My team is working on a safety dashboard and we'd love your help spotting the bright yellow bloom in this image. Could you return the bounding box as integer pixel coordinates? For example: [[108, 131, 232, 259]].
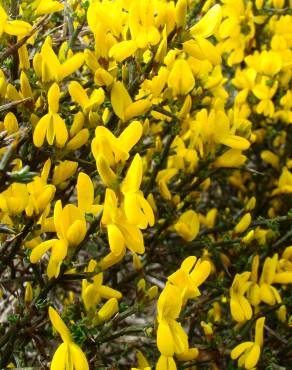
[[69, 81, 105, 115], [174, 210, 200, 242], [129, 0, 160, 49], [231, 317, 265, 369], [157, 284, 188, 357], [214, 149, 247, 168], [92, 121, 143, 167], [52, 161, 78, 186], [97, 298, 119, 322], [121, 154, 155, 229], [34, 0, 64, 16], [77, 172, 102, 215], [82, 260, 121, 311], [33, 37, 84, 82], [30, 200, 87, 278], [26, 159, 56, 216], [101, 188, 145, 258], [234, 213, 252, 234], [0, 5, 31, 38], [33, 83, 68, 148], [156, 355, 177, 370], [49, 307, 89, 370], [273, 167, 292, 194], [168, 256, 211, 304], [230, 272, 252, 322], [0, 183, 29, 216], [189, 4, 222, 39], [111, 81, 151, 122], [167, 59, 195, 96]]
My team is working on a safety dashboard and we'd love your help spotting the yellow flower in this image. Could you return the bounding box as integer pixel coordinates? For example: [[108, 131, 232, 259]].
[[109, 40, 138, 62], [0, 5, 31, 38], [174, 210, 200, 241], [129, 0, 160, 49], [214, 149, 247, 168], [26, 159, 56, 216], [111, 81, 151, 122], [52, 161, 78, 186], [34, 0, 64, 16], [101, 188, 145, 258], [259, 255, 282, 305], [82, 260, 121, 311], [68, 81, 105, 115], [0, 183, 29, 216], [97, 298, 119, 322], [30, 200, 87, 278], [168, 256, 211, 304], [167, 59, 195, 96], [49, 307, 89, 370], [273, 167, 292, 195], [156, 355, 177, 370], [234, 213, 252, 234], [230, 272, 252, 322], [33, 83, 68, 148], [92, 121, 143, 167], [33, 36, 84, 82], [231, 317, 265, 369], [121, 154, 155, 229], [77, 172, 102, 215], [157, 284, 188, 357], [189, 4, 222, 39]]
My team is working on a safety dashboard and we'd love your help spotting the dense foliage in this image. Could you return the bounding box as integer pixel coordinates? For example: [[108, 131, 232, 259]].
[[0, 0, 292, 369]]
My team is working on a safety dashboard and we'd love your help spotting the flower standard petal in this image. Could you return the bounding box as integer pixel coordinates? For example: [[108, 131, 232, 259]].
[[49, 307, 72, 343], [33, 114, 50, 147]]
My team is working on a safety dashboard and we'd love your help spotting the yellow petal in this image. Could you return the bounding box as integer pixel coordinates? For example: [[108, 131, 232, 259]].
[[118, 121, 143, 153], [221, 135, 251, 150], [124, 99, 151, 121], [50, 342, 67, 370], [77, 172, 94, 213], [35, 0, 64, 16], [69, 342, 89, 370], [48, 306, 71, 343], [190, 4, 222, 38], [107, 224, 125, 256], [168, 319, 188, 354], [157, 320, 174, 357], [168, 59, 195, 96], [69, 81, 89, 111], [66, 219, 86, 247], [48, 83, 60, 113], [51, 239, 68, 262], [53, 114, 68, 148], [4, 20, 31, 37], [245, 344, 261, 369], [33, 114, 50, 147], [66, 128, 89, 151], [231, 341, 254, 360], [30, 239, 55, 263], [97, 298, 119, 322], [255, 317, 265, 347], [196, 37, 221, 65], [111, 81, 132, 121], [121, 154, 143, 193], [109, 40, 137, 62], [98, 285, 122, 300], [59, 53, 84, 81]]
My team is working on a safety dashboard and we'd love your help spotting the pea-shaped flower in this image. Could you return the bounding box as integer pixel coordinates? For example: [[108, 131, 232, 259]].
[[33, 83, 68, 148], [49, 307, 89, 370]]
